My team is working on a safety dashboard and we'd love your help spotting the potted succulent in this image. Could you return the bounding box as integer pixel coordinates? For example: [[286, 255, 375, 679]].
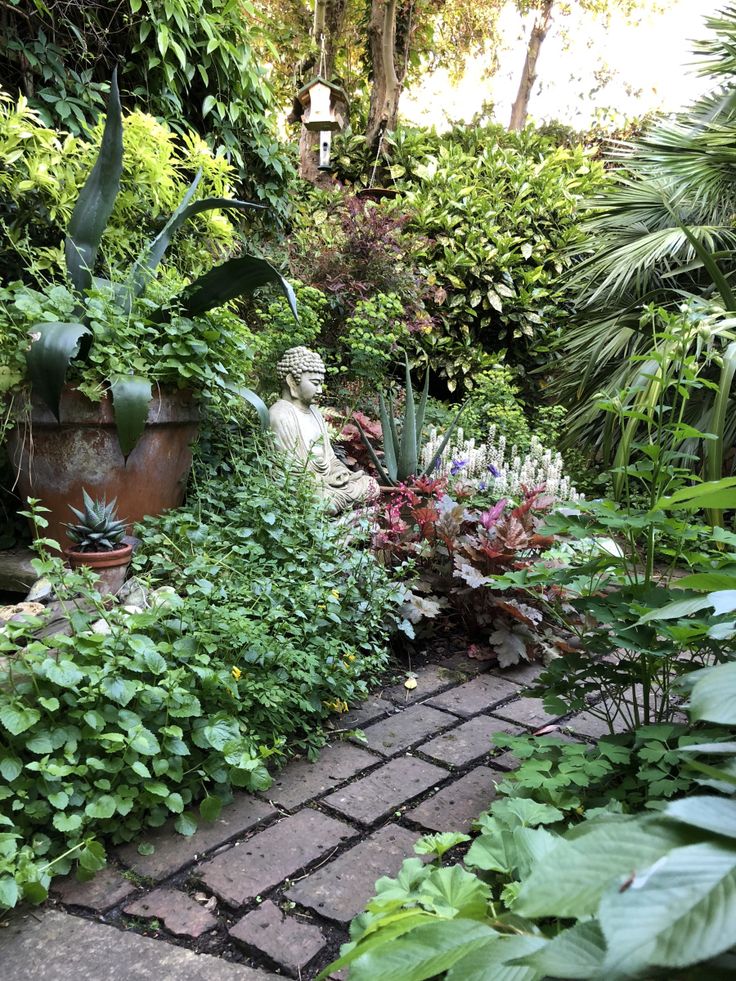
[[4, 72, 295, 544], [64, 490, 132, 595]]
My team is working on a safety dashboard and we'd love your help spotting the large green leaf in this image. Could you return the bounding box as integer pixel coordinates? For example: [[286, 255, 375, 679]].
[[230, 385, 270, 432], [378, 393, 398, 481], [690, 661, 736, 724], [705, 341, 736, 526], [654, 476, 736, 512], [26, 321, 90, 419], [677, 571, 736, 591], [414, 364, 431, 446], [636, 593, 715, 624], [514, 817, 686, 919], [398, 357, 418, 479], [666, 796, 736, 839], [347, 920, 499, 981], [518, 921, 607, 979], [355, 414, 391, 485], [445, 934, 546, 981], [419, 865, 491, 920], [127, 170, 268, 299], [172, 255, 297, 321], [65, 71, 123, 293], [599, 842, 736, 975], [110, 376, 153, 458]]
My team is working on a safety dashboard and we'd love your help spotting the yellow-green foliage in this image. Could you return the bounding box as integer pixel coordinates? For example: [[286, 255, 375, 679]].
[[0, 91, 238, 283]]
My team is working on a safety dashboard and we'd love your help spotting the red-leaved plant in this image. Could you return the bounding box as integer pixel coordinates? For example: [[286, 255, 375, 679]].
[[372, 478, 573, 666]]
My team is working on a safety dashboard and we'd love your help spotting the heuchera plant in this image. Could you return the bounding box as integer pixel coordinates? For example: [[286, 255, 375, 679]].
[[372, 477, 573, 665]]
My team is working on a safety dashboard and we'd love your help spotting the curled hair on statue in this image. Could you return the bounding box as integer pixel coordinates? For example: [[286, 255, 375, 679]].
[[275, 346, 326, 385]]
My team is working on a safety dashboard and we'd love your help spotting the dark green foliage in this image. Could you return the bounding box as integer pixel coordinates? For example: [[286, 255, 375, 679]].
[[494, 725, 732, 814], [65, 490, 127, 552], [329, 122, 607, 392], [0, 438, 402, 908], [551, 7, 736, 458], [0, 0, 292, 211]]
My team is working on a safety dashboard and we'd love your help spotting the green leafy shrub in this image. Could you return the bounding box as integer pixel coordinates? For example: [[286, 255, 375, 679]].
[[250, 281, 329, 392], [0, 1, 292, 210], [0, 437, 402, 909], [330, 122, 607, 392], [494, 724, 731, 814], [0, 92, 239, 284], [460, 364, 532, 449]]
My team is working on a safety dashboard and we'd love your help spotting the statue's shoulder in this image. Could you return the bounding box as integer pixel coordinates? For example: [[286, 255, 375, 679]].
[[269, 398, 296, 424]]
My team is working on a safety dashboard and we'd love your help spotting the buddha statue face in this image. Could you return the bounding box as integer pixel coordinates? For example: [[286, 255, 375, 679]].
[[286, 370, 324, 408], [276, 347, 327, 409]]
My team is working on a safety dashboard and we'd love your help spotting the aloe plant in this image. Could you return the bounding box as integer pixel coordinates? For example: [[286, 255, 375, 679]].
[[356, 359, 463, 485], [26, 71, 296, 456]]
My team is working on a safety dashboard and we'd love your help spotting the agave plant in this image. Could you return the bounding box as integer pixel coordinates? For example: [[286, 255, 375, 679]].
[[65, 490, 127, 553], [27, 71, 295, 455], [356, 359, 463, 486]]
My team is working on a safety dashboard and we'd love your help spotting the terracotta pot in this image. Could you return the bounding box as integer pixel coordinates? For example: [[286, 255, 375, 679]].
[[64, 543, 133, 595], [8, 387, 200, 546]]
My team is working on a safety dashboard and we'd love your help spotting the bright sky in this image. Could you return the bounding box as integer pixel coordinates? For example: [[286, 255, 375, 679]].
[[402, 0, 725, 130]]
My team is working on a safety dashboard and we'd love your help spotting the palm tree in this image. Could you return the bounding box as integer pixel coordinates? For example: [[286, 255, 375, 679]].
[[551, 5, 736, 471]]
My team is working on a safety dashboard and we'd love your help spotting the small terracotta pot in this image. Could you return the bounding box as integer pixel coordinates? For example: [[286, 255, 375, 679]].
[[63, 543, 133, 595]]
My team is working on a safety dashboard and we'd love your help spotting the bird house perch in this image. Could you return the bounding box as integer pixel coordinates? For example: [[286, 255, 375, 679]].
[[297, 77, 349, 132]]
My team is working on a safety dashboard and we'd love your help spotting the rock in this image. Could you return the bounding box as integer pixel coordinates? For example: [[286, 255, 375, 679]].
[[91, 619, 111, 635], [26, 576, 54, 603], [117, 577, 148, 608]]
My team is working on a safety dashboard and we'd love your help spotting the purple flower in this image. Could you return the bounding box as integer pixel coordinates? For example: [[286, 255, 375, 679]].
[[487, 463, 500, 478], [450, 458, 467, 476], [478, 480, 487, 492]]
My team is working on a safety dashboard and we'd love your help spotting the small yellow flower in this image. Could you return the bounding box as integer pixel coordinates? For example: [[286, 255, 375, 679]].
[[330, 589, 340, 599], [344, 654, 356, 663], [231, 666, 242, 680], [323, 698, 349, 714]]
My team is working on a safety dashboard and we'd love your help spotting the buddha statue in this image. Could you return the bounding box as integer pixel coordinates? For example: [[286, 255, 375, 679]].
[[268, 347, 380, 514]]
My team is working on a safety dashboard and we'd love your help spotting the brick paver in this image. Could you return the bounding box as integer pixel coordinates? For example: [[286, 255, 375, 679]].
[[259, 742, 377, 811], [0, 910, 279, 980], [357, 704, 456, 756], [426, 673, 521, 717], [198, 809, 356, 907], [488, 660, 544, 684], [322, 756, 447, 826], [229, 901, 325, 977], [117, 796, 277, 881], [490, 695, 559, 729], [417, 716, 520, 768], [52, 866, 137, 913], [124, 888, 218, 939], [285, 824, 422, 922], [383, 664, 468, 706], [405, 766, 499, 833], [340, 696, 395, 729]]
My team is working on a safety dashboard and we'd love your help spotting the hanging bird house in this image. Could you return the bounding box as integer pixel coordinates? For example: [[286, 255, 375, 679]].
[[297, 76, 349, 132]]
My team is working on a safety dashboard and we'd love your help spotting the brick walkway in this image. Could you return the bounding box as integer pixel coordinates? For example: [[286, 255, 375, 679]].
[[1, 653, 595, 980]]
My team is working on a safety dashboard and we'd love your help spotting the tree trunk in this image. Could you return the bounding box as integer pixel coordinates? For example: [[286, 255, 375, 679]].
[[298, 0, 349, 183], [366, 0, 412, 150], [508, 0, 554, 131]]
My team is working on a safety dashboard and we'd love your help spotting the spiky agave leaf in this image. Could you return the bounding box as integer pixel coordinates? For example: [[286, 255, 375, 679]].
[[65, 70, 123, 293], [65, 490, 127, 552]]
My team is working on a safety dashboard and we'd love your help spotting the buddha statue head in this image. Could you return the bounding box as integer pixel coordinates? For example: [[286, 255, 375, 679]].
[[276, 347, 326, 410]]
